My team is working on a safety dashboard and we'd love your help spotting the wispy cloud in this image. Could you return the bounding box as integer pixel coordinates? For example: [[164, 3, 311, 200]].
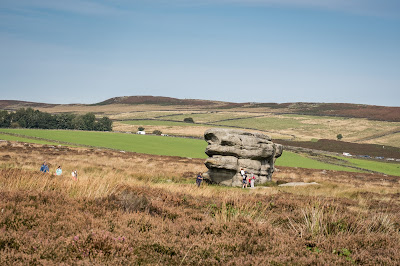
[[167, 0, 400, 18], [0, 0, 123, 16], [1, 0, 398, 18], [244, 0, 400, 17]]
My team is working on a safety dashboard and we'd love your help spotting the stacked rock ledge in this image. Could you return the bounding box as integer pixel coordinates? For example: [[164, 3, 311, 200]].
[[203, 128, 283, 187]]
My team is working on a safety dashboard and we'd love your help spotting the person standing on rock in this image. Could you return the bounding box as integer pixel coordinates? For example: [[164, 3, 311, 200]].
[[196, 172, 203, 187]]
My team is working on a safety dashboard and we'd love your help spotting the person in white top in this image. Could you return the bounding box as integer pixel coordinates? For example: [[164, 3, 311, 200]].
[[240, 168, 245, 177], [71, 170, 78, 180], [240, 168, 247, 188]]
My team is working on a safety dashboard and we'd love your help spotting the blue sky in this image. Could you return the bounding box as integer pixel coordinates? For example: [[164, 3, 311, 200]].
[[0, 0, 399, 106]]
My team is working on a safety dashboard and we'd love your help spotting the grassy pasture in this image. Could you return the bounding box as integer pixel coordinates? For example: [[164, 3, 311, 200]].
[[275, 151, 360, 172], [112, 121, 213, 139], [213, 114, 400, 144], [0, 133, 63, 146], [118, 120, 292, 140], [338, 156, 400, 177], [121, 120, 207, 127], [157, 112, 255, 123], [1, 128, 398, 176], [211, 115, 311, 130], [0, 128, 208, 159], [108, 111, 187, 120], [363, 132, 400, 148]]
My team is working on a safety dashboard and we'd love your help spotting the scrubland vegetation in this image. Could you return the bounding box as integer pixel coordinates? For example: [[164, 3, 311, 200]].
[[1, 142, 399, 264]]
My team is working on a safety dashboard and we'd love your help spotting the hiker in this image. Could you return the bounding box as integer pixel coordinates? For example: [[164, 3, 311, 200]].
[[196, 172, 203, 187], [241, 168, 247, 189], [71, 170, 78, 180], [55, 166, 62, 176], [240, 168, 245, 177], [249, 173, 255, 188], [40, 162, 49, 173]]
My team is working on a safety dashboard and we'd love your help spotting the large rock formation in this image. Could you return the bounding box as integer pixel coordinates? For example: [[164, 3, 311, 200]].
[[203, 128, 283, 186]]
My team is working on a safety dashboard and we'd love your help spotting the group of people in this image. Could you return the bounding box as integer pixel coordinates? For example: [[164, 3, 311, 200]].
[[40, 161, 78, 180], [195, 168, 256, 188], [240, 168, 255, 188]]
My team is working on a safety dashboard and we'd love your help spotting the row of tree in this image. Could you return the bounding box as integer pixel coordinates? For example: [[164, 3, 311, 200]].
[[0, 108, 112, 131]]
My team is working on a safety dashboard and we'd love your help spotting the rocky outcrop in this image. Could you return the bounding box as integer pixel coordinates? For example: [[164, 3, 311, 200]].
[[203, 128, 283, 186]]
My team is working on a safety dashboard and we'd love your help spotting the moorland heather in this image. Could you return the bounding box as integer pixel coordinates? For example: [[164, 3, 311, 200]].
[[0, 142, 399, 264]]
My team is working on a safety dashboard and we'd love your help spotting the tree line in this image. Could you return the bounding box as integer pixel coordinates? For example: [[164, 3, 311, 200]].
[[0, 108, 112, 131]]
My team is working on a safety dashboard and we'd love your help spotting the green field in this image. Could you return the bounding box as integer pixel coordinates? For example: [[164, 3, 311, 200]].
[[0, 129, 208, 158], [110, 111, 184, 120], [1, 128, 399, 176], [338, 156, 400, 176], [212, 116, 321, 131], [275, 151, 359, 172], [0, 133, 65, 146], [157, 113, 253, 123], [121, 120, 208, 127]]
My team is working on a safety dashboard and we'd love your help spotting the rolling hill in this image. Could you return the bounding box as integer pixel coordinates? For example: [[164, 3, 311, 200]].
[[1, 96, 399, 121]]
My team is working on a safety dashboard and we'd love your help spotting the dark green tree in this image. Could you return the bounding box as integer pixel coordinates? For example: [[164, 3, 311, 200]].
[[2, 108, 111, 132], [72, 115, 86, 130], [82, 113, 96, 130], [183, 117, 194, 123], [56, 113, 76, 129], [12, 108, 28, 128], [95, 117, 113, 131], [0, 110, 11, 127], [153, 130, 162, 135]]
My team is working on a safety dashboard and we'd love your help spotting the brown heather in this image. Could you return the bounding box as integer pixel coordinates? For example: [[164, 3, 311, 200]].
[[1, 141, 400, 265]]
